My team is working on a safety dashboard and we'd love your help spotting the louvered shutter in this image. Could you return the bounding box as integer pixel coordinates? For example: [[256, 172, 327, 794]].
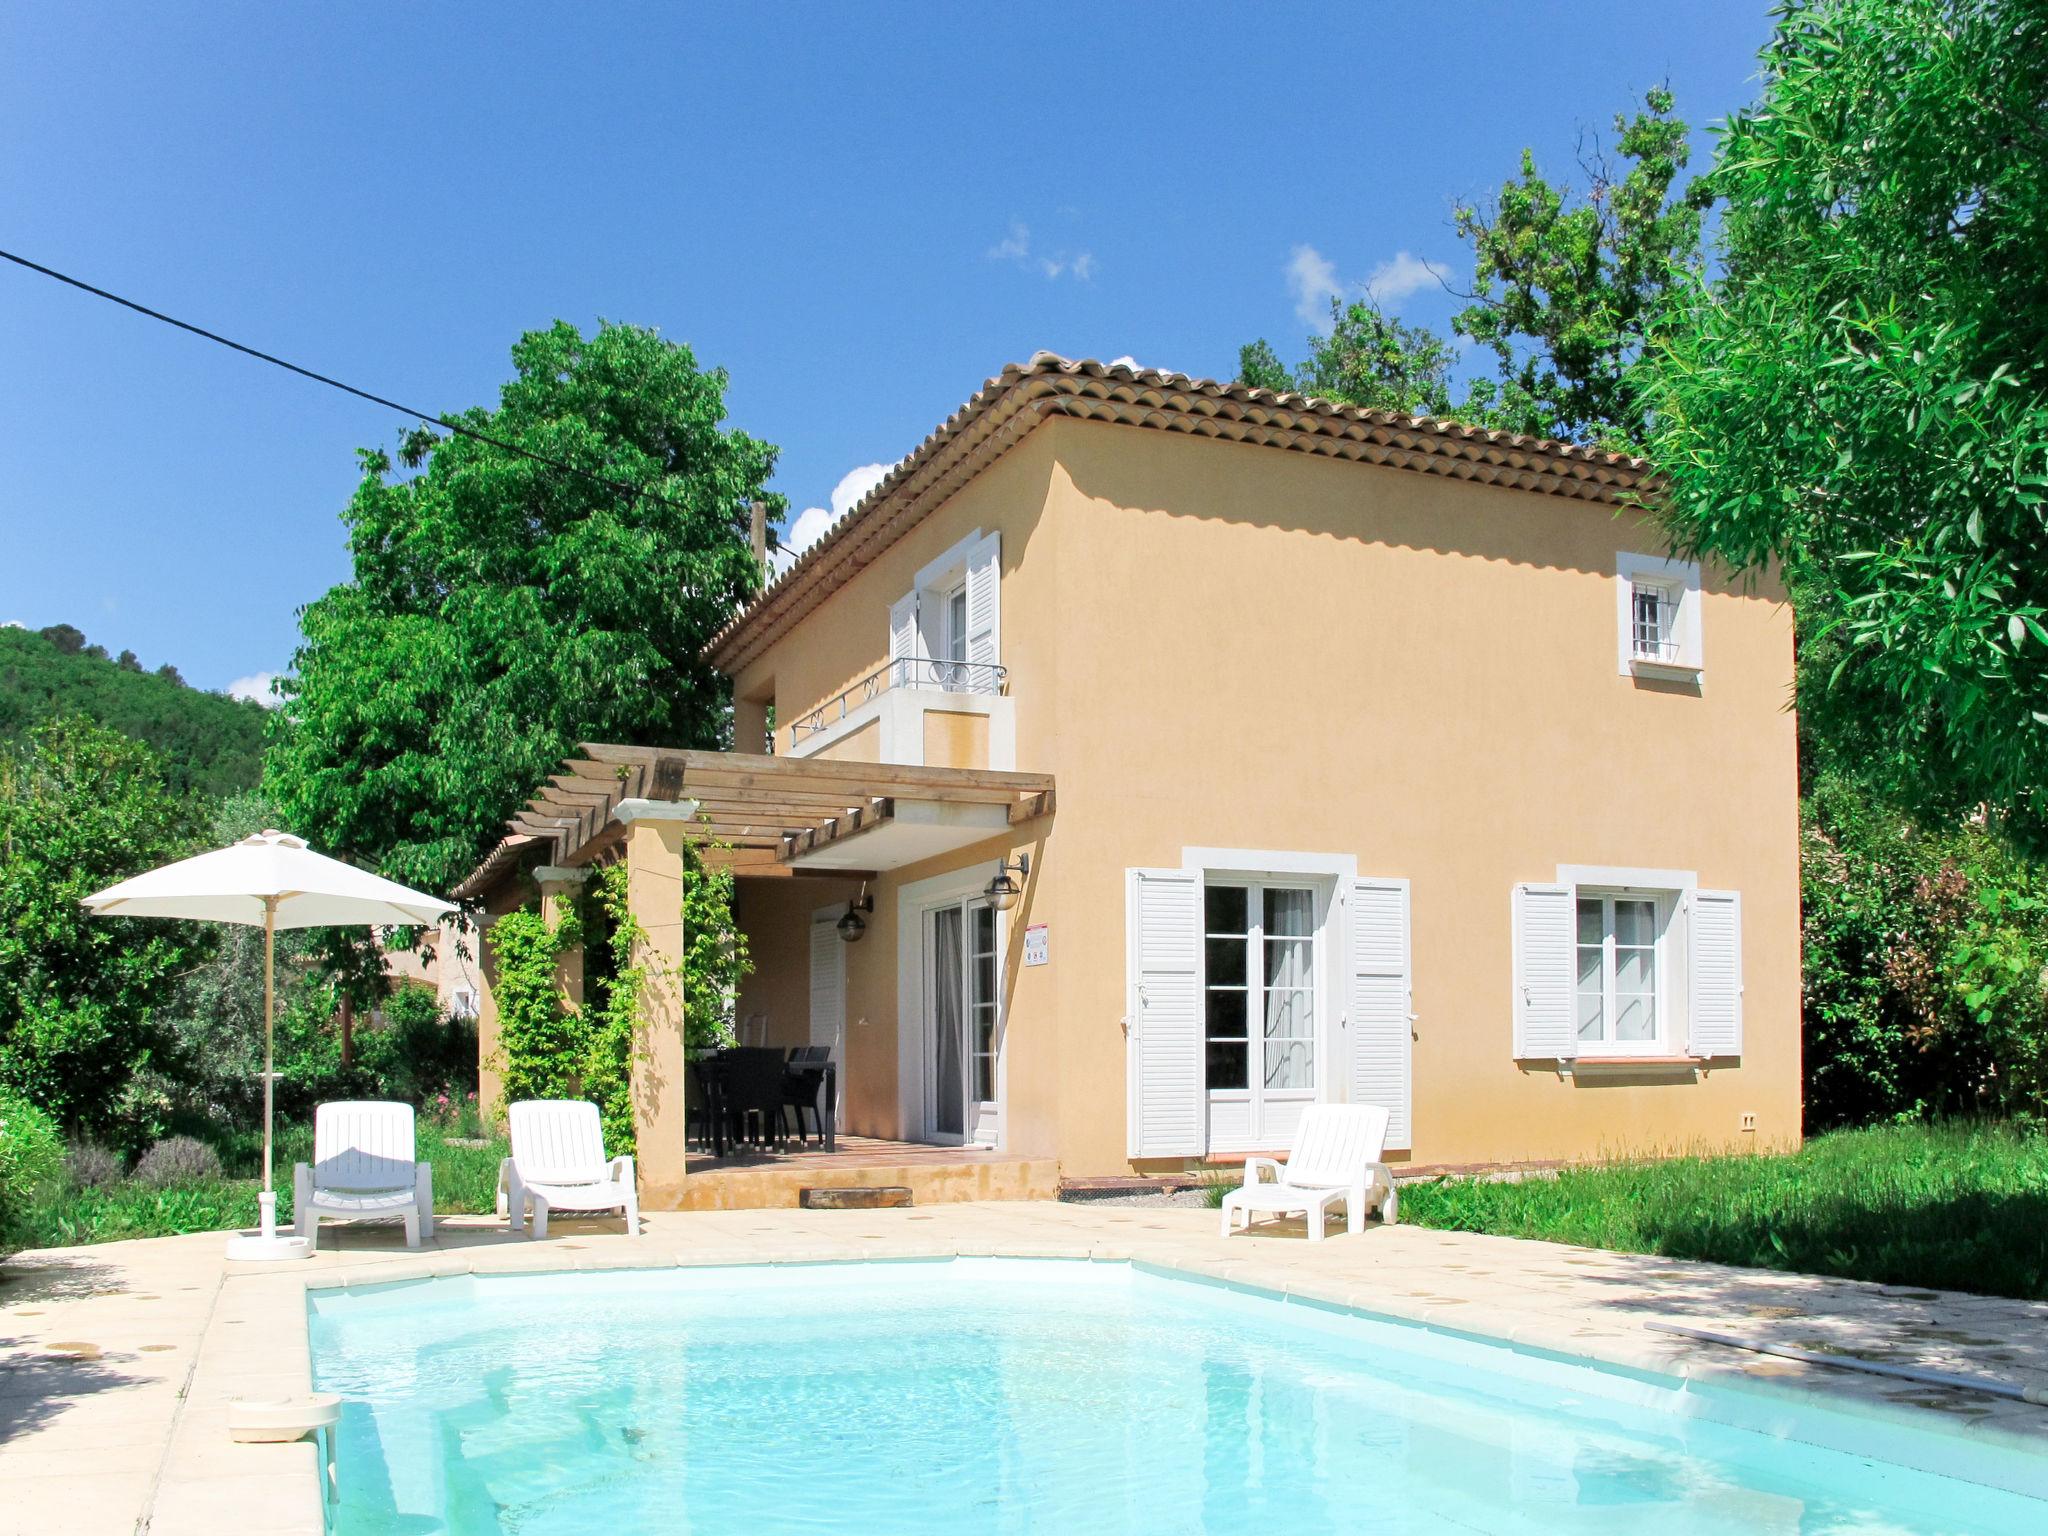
[[888, 591, 919, 687], [1347, 878, 1412, 1149], [1126, 867, 1202, 1158], [1688, 889, 1743, 1058], [964, 532, 1000, 673], [1513, 882, 1577, 1059]]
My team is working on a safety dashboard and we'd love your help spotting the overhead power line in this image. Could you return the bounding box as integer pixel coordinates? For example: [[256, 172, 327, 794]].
[[0, 245, 704, 516]]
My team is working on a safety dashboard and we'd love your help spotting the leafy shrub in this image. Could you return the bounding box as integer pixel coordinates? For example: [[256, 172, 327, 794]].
[[0, 1094, 65, 1240], [355, 985, 478, 1106], [133, 1134, 223, 1186], [64, 1141, 123, 1190], [1802, 774, 2048, 1129]]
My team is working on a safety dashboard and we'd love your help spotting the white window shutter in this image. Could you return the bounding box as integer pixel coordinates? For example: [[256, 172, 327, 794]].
[[1513, 882, 1577, 1059], [1688, 889, 1743, 1058], [1347, 877, 1412, 1149], [1126, 867, 1202, 1158], [888, 591, 919, 686], [964, 532, 1000, 671]]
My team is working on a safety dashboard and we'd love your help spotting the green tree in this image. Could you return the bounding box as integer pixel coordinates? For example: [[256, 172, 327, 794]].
[[270, 320, 782, 895], [1237, 299, 1457, 416], [1235, 338, 1292, 395], [1638, 0, 2048, 847], [0, 718, 206, 1136], [1452, 85, 1708, 449]]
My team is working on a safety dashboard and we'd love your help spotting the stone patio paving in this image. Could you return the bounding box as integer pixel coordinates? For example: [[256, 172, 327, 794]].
[[3, 1201, 2044, 1535]]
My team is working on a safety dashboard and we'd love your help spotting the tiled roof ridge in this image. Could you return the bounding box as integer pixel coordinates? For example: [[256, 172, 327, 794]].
[[708, 352, 1652, 673]]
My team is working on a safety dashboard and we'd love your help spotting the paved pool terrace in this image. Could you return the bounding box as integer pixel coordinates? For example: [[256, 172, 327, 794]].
[[2, 1202, 2045, 1535]]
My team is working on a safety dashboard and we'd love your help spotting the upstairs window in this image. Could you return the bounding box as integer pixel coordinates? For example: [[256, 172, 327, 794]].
[[1630, 579, 1679, 663], [1616, 552, 1703, 679], [938, 584, 970, 687], [887, 530, 1002, 695]]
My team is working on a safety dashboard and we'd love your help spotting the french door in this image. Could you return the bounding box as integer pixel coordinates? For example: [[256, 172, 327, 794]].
[[926, 898, 999, 1146], [1203, 880, 1318, 1152]]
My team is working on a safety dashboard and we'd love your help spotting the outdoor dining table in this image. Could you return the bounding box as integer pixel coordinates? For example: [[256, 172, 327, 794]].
[[698, 1049, 836, 1158]]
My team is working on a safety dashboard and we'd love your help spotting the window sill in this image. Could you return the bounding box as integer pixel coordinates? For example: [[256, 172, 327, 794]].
[[1570, 1054, 1700, 1066], [1628, 656, 1703, 683], [1563, 1054, 1704, 1080]]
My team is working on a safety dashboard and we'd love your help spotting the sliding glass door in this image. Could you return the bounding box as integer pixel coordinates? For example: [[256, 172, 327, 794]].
[[926, 898, 999, 1146]]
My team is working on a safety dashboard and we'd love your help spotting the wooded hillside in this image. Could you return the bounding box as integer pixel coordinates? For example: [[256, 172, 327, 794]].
[[0, 624, 266, 797]]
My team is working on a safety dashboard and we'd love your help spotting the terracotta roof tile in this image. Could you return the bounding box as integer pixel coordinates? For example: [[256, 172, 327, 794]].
[[709, 352, 1652, 675]]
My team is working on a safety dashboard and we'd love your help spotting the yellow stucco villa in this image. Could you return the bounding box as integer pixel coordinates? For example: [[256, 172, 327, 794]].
[[459, 354, 1800, 1209]]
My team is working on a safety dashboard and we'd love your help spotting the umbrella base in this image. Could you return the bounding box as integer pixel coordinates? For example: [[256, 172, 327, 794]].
[[226, 1190, 313, 1262]]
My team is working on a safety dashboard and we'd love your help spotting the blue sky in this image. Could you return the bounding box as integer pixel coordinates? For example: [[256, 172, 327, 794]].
[[1, 4, 1773, 699]]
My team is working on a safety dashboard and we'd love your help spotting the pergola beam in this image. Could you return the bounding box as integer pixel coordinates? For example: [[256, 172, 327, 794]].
[[462, 746, 1054, 899]]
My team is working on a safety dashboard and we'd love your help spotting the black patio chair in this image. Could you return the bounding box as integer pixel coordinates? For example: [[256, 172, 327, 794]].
[[717, 1046, 793, 1151], [783, 1046, 833, 1146]]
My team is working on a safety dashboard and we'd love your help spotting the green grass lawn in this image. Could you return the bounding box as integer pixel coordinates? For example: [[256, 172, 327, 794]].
[[1391, 1123, 2048, 1302], [13, 1125, 509, 1250]]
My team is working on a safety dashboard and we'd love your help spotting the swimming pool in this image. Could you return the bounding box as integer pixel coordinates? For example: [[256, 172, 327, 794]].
[[309, 1258, 2047, 1534]]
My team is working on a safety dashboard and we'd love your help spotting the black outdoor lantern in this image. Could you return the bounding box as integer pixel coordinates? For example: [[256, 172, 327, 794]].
[[837, 890, 874, 943], [983, 853, 1030, 912]]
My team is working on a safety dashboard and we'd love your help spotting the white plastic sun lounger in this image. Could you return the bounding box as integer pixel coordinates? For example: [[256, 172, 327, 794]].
[[1218, 1103, 1397, 1241], [293, 1100, 433, 1249], [498, 1098, 639, 1239]]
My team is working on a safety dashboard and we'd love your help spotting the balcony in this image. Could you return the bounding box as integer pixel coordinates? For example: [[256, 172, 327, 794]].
[[785, 657, 1013, 770]]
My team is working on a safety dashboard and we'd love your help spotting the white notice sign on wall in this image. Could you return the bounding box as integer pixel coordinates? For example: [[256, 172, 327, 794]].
[[1024, 923, 1049, 967]]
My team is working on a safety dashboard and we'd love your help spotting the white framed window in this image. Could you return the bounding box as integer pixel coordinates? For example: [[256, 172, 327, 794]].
[[1574, 892, 1664, 1052], [1203, 882, 1317, 1095], [1616, 552, 1702, 679], [1631, 578, 1679, 662], [1514, 866, 1744, 1064]]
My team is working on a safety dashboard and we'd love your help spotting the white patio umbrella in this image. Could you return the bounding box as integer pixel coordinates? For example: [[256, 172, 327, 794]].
[[82, 830, 455, 1260]]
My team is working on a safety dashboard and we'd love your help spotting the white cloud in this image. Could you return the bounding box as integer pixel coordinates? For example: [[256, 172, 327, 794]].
[[1288, 244, 1344, 326], [773, 462, 892, 575], [227, 671, 281, 708], [988, 222, 1095, 282], [828, 462, 890, 520], [1287, 243, 1449, 330], [1108, 355, 1139, 369], [1363, 250, 1446, 307], [986, 222, 1031, 262]]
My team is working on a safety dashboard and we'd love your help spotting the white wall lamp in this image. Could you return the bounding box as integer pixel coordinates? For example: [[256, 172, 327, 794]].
[[983, 854, 1030, 913]]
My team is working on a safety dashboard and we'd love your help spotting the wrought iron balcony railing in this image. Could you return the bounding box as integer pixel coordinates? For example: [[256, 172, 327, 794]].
[[788, 658, 1008, 743]]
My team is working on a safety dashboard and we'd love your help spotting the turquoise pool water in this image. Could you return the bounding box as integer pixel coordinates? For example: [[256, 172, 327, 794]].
[[309, 1258, 2046, 1535]]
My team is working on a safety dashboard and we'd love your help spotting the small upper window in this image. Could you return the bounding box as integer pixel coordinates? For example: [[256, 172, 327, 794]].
[[1630, 578, 1679, 662], [1616, 553, 1703, 679]]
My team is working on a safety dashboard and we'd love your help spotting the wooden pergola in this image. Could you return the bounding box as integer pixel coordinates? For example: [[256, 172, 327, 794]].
[[456, 745, 1054, 898]]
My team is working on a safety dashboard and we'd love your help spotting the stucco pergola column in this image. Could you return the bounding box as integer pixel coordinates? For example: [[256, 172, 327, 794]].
[[473, 910, 504, 1122], [532, 865, 589, 1014], [613, 796, 701, 1209]]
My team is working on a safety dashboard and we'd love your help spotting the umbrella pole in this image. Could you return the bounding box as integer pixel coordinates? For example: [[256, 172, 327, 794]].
[[262, 896, 276, 1239]]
